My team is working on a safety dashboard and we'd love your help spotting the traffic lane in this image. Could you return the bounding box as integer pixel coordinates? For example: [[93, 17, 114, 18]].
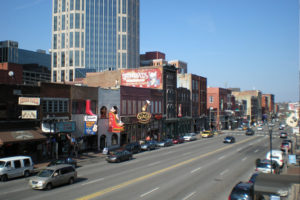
[[72, 136, 260, 200], [88, 135, 270, 200]]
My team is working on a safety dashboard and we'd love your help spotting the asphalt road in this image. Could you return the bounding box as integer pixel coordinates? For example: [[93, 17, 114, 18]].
[[0, 127, 287, 200]]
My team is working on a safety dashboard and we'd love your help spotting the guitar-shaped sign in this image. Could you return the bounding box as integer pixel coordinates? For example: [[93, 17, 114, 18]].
[[286, 111, 299, 127]]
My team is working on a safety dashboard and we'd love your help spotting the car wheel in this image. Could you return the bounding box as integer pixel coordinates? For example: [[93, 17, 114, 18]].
[[1, 174, 8, 182], [69, 177, 74, 185], [24, 170, 30, 177], [45, 183, 52, 190]]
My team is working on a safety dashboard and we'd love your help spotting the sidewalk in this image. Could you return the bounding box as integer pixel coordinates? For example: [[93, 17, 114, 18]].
[[34, 151, 106, 172]]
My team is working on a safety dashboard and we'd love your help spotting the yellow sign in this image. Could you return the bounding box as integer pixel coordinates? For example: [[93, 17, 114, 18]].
[[137, 112, 151, 124], [22, 110, 37, 119]]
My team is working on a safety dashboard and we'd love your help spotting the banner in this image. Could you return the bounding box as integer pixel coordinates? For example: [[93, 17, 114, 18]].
[[121, 68, 162, 89], [19, 97, 40, 106], [108, 112, 124, 133]]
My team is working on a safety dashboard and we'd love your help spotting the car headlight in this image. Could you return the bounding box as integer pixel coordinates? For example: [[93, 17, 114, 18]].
[[111, 157, 117, 160], [37, 181, 45, 186]]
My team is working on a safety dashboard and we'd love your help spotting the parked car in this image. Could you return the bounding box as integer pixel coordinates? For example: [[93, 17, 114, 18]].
[[256, 159, 280, 174], [201, 131, 214, 138], [245, 128, 255, 136], [279, 126, 284, 130], [228, 182, 254, 200], [0, 156, 34, 182], [279, 132, 288, 139], [157, 139, 173, 147], [141, 141, 157, 151], [125, 142, 141, 154], [248, 172, 260, 184], [47, 157, 77, 168], [223, 136, 235, 143], [257, 126, 263, 131], [29, 164, 77, 190], [183, 133, 197, 141], [265, 150, 284, 168], [172, 137, 185, 144], [106, 150, 133, 163]]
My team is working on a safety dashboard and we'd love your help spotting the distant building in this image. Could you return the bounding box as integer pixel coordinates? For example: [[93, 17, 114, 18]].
[[168, 60, 187, 74], [51, 0, 140, 82]]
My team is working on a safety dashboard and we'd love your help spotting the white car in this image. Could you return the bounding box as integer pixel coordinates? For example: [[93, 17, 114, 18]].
[[265, 150, 284, 168], [257, 126, 263, 131], [183, 133, 197, 141]]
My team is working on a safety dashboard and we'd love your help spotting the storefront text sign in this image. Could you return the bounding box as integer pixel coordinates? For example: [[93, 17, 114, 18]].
[[18, 97, 40, 106], [22, 110, 37, 119], [56, 121, 76, 133], [84, 115, 98, 122], [137, 112, 152, 124], [84, 115, 98, 135]]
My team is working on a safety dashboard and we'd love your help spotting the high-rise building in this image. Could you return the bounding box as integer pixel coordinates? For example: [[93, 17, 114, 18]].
[[51, 0, 140, 82]]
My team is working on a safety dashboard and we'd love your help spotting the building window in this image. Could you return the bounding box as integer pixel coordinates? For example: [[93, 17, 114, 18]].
[[122, 53, 126, 68], [122, 0, 126, 14], [75, 32, 80, 47], [122, 100, 126, 115], [54, 0, 58, 13], [54, 16, 57, 31], [70, 14, 74, 29], [132, 100, 136, 115], [61, 33, 65, 48], [122, 17, 126, 32], [112, 134, 118, 145], [209, 96, 214, 103], [75, 0, 80, 10], [128, 100, 132, 115], [75, 50, 79, 66], [61, 51, 65, 67], [53, 34, 57, 49], [69, 50, 73, 66], [53, 52, 57, 67], [122, 35, 126, 50], [61, 70, 65, 82], [62, 15, 65, 30], [69, 69, 73, 81], [75, 13, 80, 29], [53, 71, 57, 82], [70, 0, 74, 10], [62, 0, 66, 12], [100, 106, 107, 118], [69, 32, 73, 48]]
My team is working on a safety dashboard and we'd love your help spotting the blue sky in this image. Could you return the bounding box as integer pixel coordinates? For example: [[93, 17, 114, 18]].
[[0, 0, 298, 102]]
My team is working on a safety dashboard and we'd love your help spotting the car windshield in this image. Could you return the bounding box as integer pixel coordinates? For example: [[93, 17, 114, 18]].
[[257, 163, 271, 168], [0, 161, 5, 168], [37, 169, 54, 177], [231, 188, 250, 199]]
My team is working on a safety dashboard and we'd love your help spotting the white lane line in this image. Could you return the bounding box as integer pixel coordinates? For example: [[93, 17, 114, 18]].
[[182, 191, 196, 200], [81, 178, 104, 186], [237, 148, 242, 152], [220, 169, 229, 176], [182, 152, 192, 156], [140, 187, 159, 197], [190, 167, 202, 174], [162, 151, 173, 155], [254, 149, 259, 153], [218, 155, 225, 160], [147, 161, 161, 167], [242, 157, 247, 162]]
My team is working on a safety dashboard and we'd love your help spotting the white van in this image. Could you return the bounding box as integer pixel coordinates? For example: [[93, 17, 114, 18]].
[[265, 150, 284, 168], [0, 156, 34, 181]]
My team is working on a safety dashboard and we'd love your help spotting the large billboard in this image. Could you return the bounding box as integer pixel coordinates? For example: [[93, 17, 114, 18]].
[[121, 68, 162, 89]]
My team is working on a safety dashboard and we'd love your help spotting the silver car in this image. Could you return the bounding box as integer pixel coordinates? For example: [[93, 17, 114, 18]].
[[29, 164, 77, 190]]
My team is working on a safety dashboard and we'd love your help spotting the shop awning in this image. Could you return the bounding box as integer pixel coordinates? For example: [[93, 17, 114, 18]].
[[0, 128, 46, 146]]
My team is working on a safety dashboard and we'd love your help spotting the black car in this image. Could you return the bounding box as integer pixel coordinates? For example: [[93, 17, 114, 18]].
[[245, 128, 255, 136], [228, 182, 254, 200], [106, 150, 133, 163], [47, 157, 77, 168], [223, 136, 235, 143], [125, 142, 141, 154]]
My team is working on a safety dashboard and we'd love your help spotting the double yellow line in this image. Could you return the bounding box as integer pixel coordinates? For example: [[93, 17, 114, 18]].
[[76, 136, 256, 200]]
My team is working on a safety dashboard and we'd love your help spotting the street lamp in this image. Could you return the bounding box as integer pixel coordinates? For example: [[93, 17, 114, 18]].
[[268, 123, 274, 174], [209, 107, 213, 131]]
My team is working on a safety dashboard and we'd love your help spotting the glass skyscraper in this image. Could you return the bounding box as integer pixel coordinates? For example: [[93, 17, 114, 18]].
[[51, 0, 140, 82]]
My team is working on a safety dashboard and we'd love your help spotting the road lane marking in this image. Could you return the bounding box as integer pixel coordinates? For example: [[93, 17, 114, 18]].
[[81, 178, 105, 186], [190, 167, 202, 174], [182, 191, 196, 200], [242, 157, 247, 162], [147, 161, 161, 167], [254, 149, 259, 153], [237, 148, 242, 152], [140, 187, 159, 197], [220, 169, 229, 176], [218, 155, 225, 160], [76, 136, 256, 200], [182, 152, 192, 156]]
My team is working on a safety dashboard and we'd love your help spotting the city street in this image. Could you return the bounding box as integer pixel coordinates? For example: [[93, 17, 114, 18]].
[[0, 128, 285, 200]]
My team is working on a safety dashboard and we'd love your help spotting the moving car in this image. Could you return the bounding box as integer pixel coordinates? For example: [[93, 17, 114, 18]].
[[125, 142, 141, 154], [172, 137, 184, 144], [248, 172, 260, 184], [47, 157, 77, 168], [106, 150, 133, 163], [141, 141, 157, 151], [257, 126, 263, 131], [157, 139, 173, 147], [183, 133, 197, 141], [280, 141, 291, 152], [29, 164, 77, 190], [201, 131, 214, 138], [228, 182, 254, 200], [0, 156, 34, 182], [279, 132, 288, 139], [223, 136, 235, 143], [245, 128, 255, 136]]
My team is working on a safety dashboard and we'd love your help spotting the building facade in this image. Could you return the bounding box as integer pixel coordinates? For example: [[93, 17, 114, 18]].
[[51, 0, 140, 82]]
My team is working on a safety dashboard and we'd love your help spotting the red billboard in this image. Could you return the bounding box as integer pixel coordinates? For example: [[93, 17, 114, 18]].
[[121, 68, 162, 89]]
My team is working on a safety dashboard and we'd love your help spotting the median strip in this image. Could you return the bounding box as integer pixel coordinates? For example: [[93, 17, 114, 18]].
[[76, 136, 256, 200]]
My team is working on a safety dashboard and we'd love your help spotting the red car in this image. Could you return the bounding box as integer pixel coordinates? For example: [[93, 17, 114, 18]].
[[281, 142, 291, 152], [172, 137, 184, 144]]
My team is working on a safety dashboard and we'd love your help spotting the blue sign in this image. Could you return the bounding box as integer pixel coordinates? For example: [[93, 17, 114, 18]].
[[56, 121, 76, 133], [289, 155, 297, 164], [84, 121, 98, 135]]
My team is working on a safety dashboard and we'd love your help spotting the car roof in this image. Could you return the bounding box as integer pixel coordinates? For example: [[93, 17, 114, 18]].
[[0, 156, 32, 162], [44, 164, 74, 170], [234, 182, 253, 190]]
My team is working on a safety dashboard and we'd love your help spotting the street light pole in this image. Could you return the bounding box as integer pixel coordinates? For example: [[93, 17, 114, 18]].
[[269, 128, 273, 174]]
